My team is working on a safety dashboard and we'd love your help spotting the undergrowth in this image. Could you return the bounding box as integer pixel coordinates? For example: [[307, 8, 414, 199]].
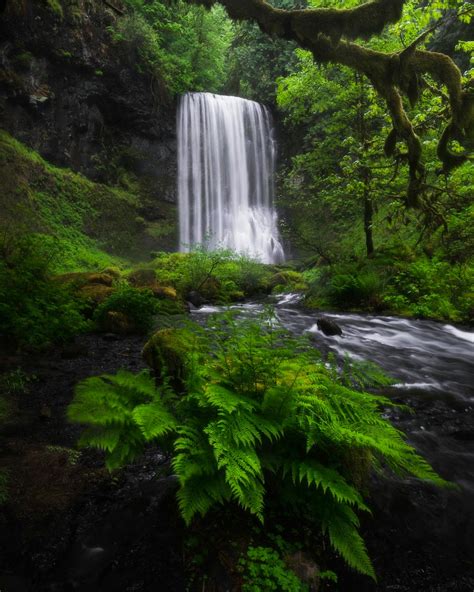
[[0, 233, 89, 349], [68, 310, 448, 580]]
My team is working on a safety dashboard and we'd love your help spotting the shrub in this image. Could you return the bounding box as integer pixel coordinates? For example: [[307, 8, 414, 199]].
[[68, 311, 447, 580], [384, 258, 472, 321], [326, 269, 384, 308], [94, 284, 157, 334], [151, 248, 271, 303], [239, 546, 308, 592], [0, 234, 88, 349]]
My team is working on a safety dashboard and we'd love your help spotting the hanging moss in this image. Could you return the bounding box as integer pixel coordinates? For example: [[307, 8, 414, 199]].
[[187, 0, 473, 209]]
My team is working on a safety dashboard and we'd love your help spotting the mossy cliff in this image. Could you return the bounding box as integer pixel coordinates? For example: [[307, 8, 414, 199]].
[[0, 131, 174, 270], [0, 0, 177, 259]]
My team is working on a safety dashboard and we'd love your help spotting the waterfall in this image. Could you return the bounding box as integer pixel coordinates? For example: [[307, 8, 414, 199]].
[[177, 92, 285, 263]]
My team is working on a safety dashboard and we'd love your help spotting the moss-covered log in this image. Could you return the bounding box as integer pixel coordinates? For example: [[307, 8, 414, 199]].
[[187, 0, 473, 207]]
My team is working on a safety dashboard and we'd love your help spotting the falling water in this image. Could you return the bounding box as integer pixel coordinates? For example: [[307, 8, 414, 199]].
[[177, 92, 285, 263]]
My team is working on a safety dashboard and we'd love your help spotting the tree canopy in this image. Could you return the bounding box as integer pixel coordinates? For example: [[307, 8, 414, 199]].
[[185, 0, 473, 208]]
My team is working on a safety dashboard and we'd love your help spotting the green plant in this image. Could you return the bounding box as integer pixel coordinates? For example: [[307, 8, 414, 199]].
[[0, 368, 33, 396], [93, 284, 157, 333], [0, 234, 89, 349], [45, 0, 63, 17], [151, 248, 271, 303], [239, 546, 308, 592], [69, 311, 447, 579]]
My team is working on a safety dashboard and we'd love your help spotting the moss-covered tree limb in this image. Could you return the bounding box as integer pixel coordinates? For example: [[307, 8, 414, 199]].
[[186, 0, 473, 207]]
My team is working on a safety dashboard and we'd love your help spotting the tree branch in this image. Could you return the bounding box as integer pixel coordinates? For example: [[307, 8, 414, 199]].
[[186, 0, 473, 207]]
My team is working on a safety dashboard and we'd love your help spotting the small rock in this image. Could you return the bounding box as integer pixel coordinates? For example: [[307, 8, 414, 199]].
[[40, 405, 52, 419], [102, 333, 120, 342], [317, 317, 342, 336], [285, 551, 320, 591]]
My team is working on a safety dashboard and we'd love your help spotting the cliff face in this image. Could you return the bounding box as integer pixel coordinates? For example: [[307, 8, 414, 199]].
[[0, 0, 178, 257]]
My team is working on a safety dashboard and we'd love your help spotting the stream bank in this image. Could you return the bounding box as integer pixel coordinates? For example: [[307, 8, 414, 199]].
[[0, 297, 473, 591]]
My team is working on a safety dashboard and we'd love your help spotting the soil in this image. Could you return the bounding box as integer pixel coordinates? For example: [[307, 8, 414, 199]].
[[0, 333, 185, 592]]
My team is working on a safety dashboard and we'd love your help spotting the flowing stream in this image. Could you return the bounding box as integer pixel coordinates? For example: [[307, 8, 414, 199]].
[[192, 295, 474, 587], [177, 92, 284, 263], [193, 293, 474, 401]]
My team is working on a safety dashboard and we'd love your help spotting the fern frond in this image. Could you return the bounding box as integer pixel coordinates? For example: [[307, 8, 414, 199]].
[[203, 384, 256, 413], [132, 402, 177, 440], [325, 505, 376, 581], [281, 460, 369, 511], [106, 369, 158, 400], [177, 474, 230, 525]]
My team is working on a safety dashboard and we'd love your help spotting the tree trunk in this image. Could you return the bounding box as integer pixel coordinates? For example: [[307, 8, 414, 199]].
[[364, 184, 374, 257]]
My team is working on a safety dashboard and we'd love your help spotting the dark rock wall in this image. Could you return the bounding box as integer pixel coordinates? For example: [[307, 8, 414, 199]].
[[0, 0, 177, 238]]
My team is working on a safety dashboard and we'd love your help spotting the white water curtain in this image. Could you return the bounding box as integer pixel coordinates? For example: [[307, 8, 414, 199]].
[[177, 92, 285, 264]]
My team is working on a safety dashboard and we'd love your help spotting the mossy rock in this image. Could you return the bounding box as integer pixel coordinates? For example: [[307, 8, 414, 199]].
[[101, 267, 122, 280], [198, 277, 222, 302], [128, 268, 156, 288], [54, 272, 114, 288], [142, 328, 197, 390], [99, 311, 136, 335], [77, 284, 114, 305], [151, 284, 177, 300], [269, 270, 306, 289]]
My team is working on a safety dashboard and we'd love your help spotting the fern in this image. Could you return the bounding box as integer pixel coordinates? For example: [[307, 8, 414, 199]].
[[68, 310, 450, 579], [324, 503, 376, 580]]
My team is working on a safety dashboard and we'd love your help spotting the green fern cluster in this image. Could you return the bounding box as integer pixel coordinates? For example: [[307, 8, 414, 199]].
[[68, 311, 448, 580]]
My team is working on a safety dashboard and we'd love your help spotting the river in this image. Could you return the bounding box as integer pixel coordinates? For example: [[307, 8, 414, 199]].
[[192, 293, 474, 591]]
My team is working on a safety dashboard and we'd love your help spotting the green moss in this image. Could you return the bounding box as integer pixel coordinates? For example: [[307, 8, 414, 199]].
[[0, 131, 167, 272], [142, 328, 198, 389], [45, 0, 64, 18], [12, 51, 34, 69]]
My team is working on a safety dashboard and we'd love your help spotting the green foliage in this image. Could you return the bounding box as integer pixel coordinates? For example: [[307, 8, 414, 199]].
[[227, 0, 306, 103], [275, 7, 473, 320], [384, 258, 472, 321], [69, 312, 448, 579], [93, 284, 157, 333], [270, 269, 309, 293], [115, 0, 233, 95], [305, 253, 473, 322], [0, 234, 89, 349], [68, 370, 177, 469], [0, 130, 161, 272], [44, 0, 63, 17], [151, 247, 272, 302], [239, 546, 308, 592], [0, 368, 33, 396]]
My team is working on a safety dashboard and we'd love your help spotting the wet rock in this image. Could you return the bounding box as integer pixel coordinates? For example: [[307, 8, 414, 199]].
[[187, 290, 204, 307], [60, 342, 88, 359], [101, 266, 122, 280], [285, 551, 320, 591], [317, 317, 343, 336]]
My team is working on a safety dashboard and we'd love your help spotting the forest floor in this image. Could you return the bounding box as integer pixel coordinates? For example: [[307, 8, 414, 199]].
[[0, 323, 473, 591]]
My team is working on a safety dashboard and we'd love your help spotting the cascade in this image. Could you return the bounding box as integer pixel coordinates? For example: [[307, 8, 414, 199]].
[[177, 92, 285, 263]]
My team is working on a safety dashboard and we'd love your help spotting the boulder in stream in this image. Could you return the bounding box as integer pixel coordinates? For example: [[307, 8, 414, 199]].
[[317, 317, 343, 336]]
